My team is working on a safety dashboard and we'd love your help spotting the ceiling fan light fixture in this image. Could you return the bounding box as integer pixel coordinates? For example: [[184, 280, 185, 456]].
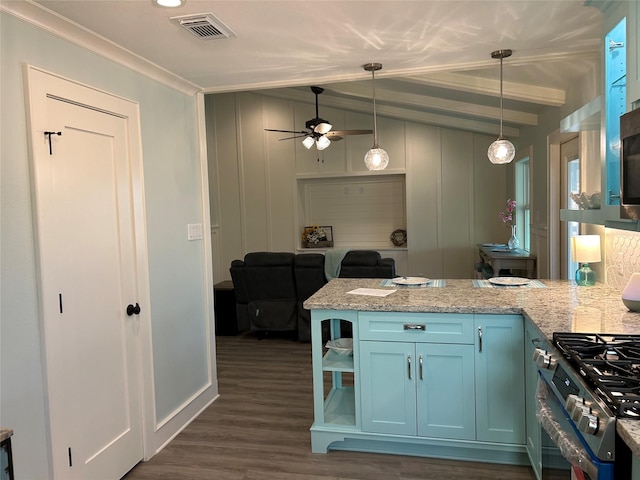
[[302, 136, 315, 149], [316, 135, 331, 150], [313, 121, 332, 135], [488, 49, 515, 165], [363, 62, 388, 171]]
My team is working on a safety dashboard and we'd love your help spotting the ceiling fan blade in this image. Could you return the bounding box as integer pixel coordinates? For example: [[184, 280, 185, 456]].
[[278, 134, 309, 141], [326, 129, 373, 140], [264, 128, 308, 134]]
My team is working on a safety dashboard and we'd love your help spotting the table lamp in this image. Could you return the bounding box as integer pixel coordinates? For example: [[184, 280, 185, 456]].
[[571, 235, 601, 286]]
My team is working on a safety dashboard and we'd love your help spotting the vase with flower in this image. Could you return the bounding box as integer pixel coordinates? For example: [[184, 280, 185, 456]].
[[498, 199, 519, 250]]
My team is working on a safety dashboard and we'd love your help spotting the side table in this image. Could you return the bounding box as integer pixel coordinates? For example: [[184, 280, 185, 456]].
[[214, 280, 238, 335]]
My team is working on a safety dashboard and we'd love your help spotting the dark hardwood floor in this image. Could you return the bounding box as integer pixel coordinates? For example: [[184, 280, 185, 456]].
[[124, 333, 536, 480]]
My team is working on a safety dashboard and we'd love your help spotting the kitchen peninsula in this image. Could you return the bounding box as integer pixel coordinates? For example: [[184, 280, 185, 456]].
[[304, 278, 640, 472]]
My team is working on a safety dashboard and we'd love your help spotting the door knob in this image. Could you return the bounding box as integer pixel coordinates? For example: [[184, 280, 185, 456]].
[[126, 303, 141, 316]]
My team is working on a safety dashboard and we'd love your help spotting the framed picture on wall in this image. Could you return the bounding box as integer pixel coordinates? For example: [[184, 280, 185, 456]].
[[302, 226, 333, 248]]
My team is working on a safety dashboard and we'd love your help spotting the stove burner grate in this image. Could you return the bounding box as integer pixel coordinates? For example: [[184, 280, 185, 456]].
[[553, 332, 640, 418]]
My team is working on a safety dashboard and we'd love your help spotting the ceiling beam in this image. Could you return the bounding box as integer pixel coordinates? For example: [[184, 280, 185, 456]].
[[399, 73, 566, 107], [324, 83, 538, 126], [258, 88, 520, 137]]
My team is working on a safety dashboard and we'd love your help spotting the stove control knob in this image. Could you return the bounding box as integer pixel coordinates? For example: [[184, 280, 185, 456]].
[[532, 348, 545, 363], [571, 404, 591, 423], [578, 413, 599, 435], [535, 351, 557, 370], [565, 394, 583, 416]]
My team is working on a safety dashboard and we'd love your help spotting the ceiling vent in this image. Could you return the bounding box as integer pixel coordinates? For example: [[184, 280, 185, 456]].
[[171, 13, 236, 40]]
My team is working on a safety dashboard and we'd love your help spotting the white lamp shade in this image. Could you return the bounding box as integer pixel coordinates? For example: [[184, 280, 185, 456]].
[[488, 138, 516, 164], [302, 136, 315, 149], [316, 135, 331, 150], [364, 147, 389, 170], [571, 235, 601, 263]]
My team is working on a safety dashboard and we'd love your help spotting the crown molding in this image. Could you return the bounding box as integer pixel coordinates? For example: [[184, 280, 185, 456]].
[[1, 0, 201, 96]]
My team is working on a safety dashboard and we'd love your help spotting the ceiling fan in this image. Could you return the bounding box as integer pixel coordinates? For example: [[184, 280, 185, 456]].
[[264, 86, 372, 150]]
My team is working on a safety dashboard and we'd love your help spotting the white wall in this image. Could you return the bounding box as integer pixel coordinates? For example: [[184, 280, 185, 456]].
[[0, 10, 216, 478]]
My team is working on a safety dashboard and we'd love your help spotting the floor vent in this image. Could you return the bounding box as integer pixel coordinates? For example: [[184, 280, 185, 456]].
[[171, 13, 236, 40]]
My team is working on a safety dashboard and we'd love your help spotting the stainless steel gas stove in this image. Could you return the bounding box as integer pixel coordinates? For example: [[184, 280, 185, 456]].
[[533, 332, 640, 480]]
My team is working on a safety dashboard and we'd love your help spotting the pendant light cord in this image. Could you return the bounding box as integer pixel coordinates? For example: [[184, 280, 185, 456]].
[[499, 55, 504, 138], [371, 68, 379, 147]]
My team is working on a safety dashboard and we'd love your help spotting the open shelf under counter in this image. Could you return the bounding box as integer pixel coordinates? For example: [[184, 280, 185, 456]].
[[322, 350, 354, 372], [323, 386, 356, 426]]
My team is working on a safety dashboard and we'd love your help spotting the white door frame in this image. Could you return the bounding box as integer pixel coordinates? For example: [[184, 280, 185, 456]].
[[25, 64, 155, 476]]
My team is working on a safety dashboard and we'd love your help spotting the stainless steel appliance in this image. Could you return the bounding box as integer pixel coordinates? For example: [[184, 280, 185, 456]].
[[620, 107, 640, 220], [533, 333, 639, 479]]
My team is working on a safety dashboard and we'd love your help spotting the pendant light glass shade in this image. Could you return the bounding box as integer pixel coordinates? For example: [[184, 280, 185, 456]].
[[488, 137, 516, 164], [363, 62, 388, 171], [488, 49, 515, 165], [364, 147, 389, 170]]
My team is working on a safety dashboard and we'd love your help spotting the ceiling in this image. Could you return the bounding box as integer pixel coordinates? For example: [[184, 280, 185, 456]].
[[20, 0, 606, 136]]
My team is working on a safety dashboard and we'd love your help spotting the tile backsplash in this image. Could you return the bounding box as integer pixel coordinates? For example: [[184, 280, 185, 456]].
[[605, 229, 640, 289]]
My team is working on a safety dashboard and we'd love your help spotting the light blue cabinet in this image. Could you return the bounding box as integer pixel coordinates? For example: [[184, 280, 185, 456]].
[[524, 319, 543, 480], [311, 309, 528, 465], [360, 340, 476, 439], [475, 314, 525, 445], [360, 341, 418, 436]]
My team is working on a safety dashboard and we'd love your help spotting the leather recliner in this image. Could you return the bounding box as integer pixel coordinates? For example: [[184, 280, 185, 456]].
[[339, 250, 396, 278], [229, 250, 396, 341], [229, 252, 298, 336]]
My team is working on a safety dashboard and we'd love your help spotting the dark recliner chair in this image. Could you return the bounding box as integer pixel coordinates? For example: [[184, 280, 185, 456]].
[[229, 250, 396, 341], [339, 250, 396, 278], [294, 253, 327, 341], [229, 252, 298, 337]]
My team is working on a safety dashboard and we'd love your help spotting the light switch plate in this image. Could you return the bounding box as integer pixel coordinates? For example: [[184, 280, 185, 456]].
[[187, 223, 203, 241]]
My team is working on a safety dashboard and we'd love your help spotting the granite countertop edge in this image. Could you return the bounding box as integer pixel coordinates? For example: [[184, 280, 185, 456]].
[[304, 278, 640, 457]]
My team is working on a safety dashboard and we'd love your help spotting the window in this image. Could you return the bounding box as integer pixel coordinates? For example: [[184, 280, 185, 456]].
[[515, 157, 530, 251]]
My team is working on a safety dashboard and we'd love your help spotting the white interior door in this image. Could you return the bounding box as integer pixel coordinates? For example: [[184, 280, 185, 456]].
[[27, 67, 148, 479]]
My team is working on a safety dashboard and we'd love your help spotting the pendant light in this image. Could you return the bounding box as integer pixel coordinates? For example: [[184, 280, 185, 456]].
[[363, 63, 389, 171], [487, 49, 515, 165]]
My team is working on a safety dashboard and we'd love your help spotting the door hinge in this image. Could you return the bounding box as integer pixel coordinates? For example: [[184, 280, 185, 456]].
[[68, 447, 72, 467]]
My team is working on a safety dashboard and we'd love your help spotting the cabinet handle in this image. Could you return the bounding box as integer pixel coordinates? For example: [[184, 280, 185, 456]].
[[419, 354, 423, 380], [407, 355, 412, 380], [403, 323, 426, 331], [478, 326, 483, 353]]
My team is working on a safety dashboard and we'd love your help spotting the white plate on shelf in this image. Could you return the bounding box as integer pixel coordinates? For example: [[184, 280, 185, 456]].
[[392, 276, 430, 286], [489, 276, 531, 286], [325, 338, 353, 356]]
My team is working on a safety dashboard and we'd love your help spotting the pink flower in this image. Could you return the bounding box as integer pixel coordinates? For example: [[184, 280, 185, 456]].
[[499, 199, 516, 224]]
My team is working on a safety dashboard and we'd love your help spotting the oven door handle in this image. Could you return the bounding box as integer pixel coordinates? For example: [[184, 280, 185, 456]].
[[536, 378, 599, 479]]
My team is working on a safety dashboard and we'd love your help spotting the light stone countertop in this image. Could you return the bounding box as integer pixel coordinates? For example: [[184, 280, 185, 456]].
[[304, 278, 640, 456]]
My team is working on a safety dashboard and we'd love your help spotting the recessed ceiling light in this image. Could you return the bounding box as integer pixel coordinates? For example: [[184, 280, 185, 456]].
[[155, 0, 184, 7]]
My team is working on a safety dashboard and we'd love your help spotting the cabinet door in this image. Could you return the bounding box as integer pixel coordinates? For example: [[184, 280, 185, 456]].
[[360, 341, 416, 435], [416, 343, 476, 440], [524, 320, 542, 478], [474, 315, 525, 445]]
